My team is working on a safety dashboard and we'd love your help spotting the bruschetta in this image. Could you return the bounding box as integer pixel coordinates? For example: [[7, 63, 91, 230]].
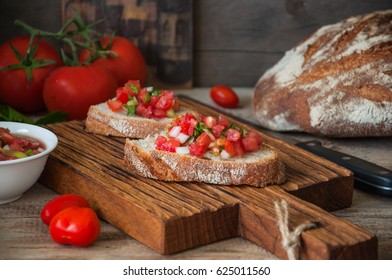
[[85, 80, 187, 138], [124, 113, 286, 187]]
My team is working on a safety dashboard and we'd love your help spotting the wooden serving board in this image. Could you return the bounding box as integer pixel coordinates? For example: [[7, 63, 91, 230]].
[[39, 98, 377, 259]]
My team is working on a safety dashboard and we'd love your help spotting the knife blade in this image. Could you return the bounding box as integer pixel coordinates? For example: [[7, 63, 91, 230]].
[[177, 94, 392, 197]]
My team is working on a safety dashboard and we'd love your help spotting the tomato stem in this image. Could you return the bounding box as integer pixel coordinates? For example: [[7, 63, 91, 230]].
[[13, 10, 106, 67]]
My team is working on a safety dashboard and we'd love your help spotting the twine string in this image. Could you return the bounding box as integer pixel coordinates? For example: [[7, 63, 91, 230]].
[[274, 200, 318, 260]]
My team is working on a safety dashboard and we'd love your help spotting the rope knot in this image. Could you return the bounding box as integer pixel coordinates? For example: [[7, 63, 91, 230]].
[[274, 200, 318, 260]]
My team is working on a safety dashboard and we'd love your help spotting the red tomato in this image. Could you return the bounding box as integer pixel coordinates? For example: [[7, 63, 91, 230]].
[[234, 141, 245, 157], [225, 141, 236, 157], [79, 36, 147, 86], [211, 124, 225, 138], [40, 194, 90, 225], [155, 135, 168, 148], [188, 142, 207, 157], [160, 138, 181, 152], [106, 99, 123, 112], [196, 132, 213, 147], [43, 65, 117, 120], [226, 128, 241, 142], [210, 85, 239, 108], [241, 135, 260, 152], [0, 36, 62, 113], [49, 206, 101, 247]]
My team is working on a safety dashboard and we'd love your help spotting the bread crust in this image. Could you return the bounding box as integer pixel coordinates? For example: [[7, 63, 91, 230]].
[[253, 10, 392, 137], [124, 136, 286, 187], [85, 103, 184, 138]]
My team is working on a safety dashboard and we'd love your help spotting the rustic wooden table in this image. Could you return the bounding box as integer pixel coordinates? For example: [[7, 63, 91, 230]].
[[0, 88, 391, 260]]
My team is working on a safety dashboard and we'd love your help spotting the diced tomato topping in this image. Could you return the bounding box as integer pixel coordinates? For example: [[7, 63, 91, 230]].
[[202, 116, 217, 128], [153, 108, 167, 118], [218, 116, 230, 128], [137, 88, 149, 103], [175, 113, 197, 136], [160, 139, 181, 152], [155, 92, 174, 111], [188, 142, 207, 157], [224, 141, 236, 157], [233, 141, 245, 157], [115, 88, 131, 104], [247, 130, 263, 145], [196, 132, 213, 147], [107, 100, 123, 112], [155, 136, 167, 148], [226, 128, 241, 142], [241, 135, 260, 152], [149, 95, 159, 107], [125, 80, 141, 94], [136, 103, 153, 118], [107, 80, 179, 119], [154, 113, 262, 158], [211, 124, 225, 138]]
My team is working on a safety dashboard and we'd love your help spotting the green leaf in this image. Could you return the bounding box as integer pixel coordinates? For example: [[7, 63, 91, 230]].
[[0, 105, 34, 124], [34, 111, 67, 125], [0, 105, 67, 125]]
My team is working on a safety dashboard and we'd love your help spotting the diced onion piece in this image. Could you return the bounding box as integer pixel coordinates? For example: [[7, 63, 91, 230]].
[[146, 86, 153, 91], [220, 150, 231, 159], [175, 146, 190, 155], [176, 133, 189, 144], [169, 126, 181, 138]]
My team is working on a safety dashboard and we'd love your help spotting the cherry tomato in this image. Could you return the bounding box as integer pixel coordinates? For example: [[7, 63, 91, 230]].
[[49, 206, 101, 247], [210, 85, 239, 108], [43, 65, 117, 120], [79, 36, 147, 86], [0, 36, 62, 113], [40, 194, 91, 225]]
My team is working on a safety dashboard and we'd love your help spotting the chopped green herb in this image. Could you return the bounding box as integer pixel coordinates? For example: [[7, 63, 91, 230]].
[[128, 84, 139, 94], [124, 98, 137, 115], [193, 122, 207, 138], [144, 92, 151, 103], [150, 89, 161, 97]]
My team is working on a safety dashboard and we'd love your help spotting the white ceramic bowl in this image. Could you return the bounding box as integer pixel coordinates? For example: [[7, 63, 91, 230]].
[[0, 121, 58, 204]]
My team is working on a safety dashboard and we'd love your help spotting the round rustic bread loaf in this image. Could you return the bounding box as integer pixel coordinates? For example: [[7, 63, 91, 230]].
[[253, 10, 392, 137]]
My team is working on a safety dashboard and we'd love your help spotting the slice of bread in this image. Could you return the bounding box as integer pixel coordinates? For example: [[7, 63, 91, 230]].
[[124, 134, 286, 187], [85, 102, 188, 138]]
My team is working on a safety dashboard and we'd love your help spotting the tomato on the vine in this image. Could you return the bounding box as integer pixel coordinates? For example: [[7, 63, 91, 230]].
[[49, 206, 101, 247], [79, 36, 147, 86], [43, 65, 117, 120], [40, 194, 91, 225], [0, 36, 62, 113], [210, 85, 239, 108]]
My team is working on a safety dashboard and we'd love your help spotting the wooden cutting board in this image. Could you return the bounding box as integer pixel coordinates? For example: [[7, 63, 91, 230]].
[[39, 98, 377, 259]]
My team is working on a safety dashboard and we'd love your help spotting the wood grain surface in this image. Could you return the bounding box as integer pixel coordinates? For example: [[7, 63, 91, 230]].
[[1, 88, 391, 260], [37, 98, 377, 259]]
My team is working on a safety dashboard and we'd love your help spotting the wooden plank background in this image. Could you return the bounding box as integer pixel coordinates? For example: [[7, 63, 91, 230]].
[[0, 0, 391, 87]]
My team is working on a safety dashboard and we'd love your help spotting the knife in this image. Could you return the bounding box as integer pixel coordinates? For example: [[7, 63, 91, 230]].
[[177, 94, 392, 197], [295, 141, 392, 197]]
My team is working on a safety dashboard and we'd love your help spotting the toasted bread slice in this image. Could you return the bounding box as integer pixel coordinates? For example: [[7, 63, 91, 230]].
[[85, 102, 188, 138], [124, 134, 286, 187]]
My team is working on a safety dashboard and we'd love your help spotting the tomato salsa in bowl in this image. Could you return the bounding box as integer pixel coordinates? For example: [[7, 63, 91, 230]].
[[0, 122, 58, 204]]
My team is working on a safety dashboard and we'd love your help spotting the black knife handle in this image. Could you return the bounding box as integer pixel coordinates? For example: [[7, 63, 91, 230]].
[[296, 141, 392, 197]]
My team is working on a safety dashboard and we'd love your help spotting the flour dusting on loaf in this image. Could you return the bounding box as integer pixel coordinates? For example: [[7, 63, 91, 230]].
[[253, 10, 392, 137]]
